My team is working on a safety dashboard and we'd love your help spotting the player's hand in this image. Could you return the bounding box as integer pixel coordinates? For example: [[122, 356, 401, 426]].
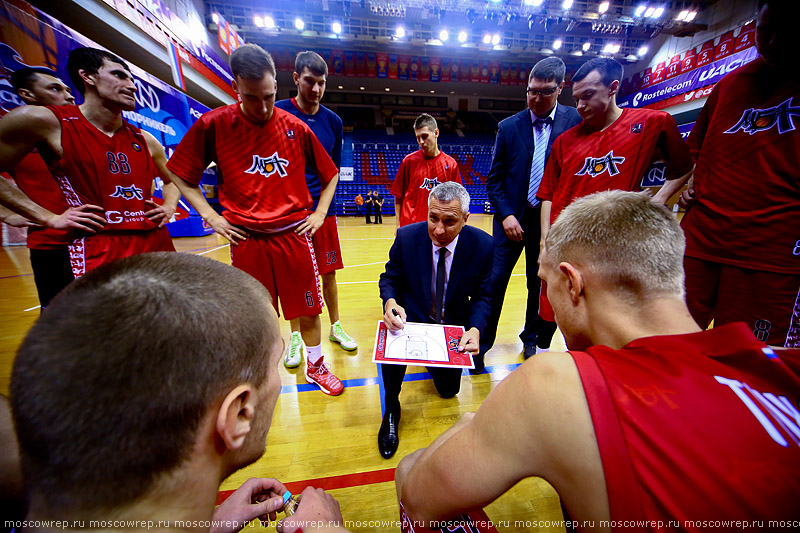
[[211, 478, 288, 533], [384, 300, 406, 331], [295, 212, 325, 237], [144, 199, 175, 228], [678, 183, 696, 210], [47, 204, 106, 232], [458, 328, 480, 354], [207, 213, 248, 245], [502, 215, 523, 242], [277, 487, 343, 533]]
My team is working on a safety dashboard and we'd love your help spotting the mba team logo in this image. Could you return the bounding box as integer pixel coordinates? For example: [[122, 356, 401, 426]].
[[725, 97, 800, 135], [576, 150, 625, 178], [110, 185, 144, 200], [245, 152, 290, 178], [420, 177, 441, 190]]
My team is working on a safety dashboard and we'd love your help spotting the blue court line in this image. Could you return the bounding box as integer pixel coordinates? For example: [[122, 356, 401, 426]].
[[0, 272, 33, 280], [283, 362, 523, 396]]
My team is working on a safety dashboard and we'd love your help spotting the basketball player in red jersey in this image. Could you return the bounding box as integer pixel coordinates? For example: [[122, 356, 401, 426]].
[[4, 67, 79, 307], [391, 113, 462, 229], [534, 57, 693, 340], [0, 47, 179, 277], [397, 191, 800, 530], [680, 0, 800, 347], [167, 44, 344, 397]]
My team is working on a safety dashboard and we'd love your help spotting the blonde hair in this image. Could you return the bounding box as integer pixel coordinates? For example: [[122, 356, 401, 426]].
[[545, 190, 685, 299]]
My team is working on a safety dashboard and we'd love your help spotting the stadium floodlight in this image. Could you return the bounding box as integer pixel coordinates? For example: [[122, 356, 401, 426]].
[[583, 42, 591, 51], [254, 16, 264, 27], [482, 33, 492, 44], [295, 18, 305, 30], [458, 30, 468, 42], [644, 7, 656, 17], [264, 16, 275, 29], [212, 13, 219, 24], [563, 0, 574, 9], [396, 25, 406, 37], [492, 33, 501, 45], [439, 29, 449, 41], [686, 11, 697, 21], [603, 43, 615, 53], [332, 21, 342, 34], [635, 5, 647, 17], [638, 46, 648, 56], [653, 7, 664, 17], [553, 39, 562, 49], [599, 1, 609, 13], [676, 10, 688, 21]]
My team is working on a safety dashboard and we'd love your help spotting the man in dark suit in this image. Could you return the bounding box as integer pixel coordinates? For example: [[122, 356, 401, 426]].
[[378, 182, 493, 458], [481, 57, 582, 367]]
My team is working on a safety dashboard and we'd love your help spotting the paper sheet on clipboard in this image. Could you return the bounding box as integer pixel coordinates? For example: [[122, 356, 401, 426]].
[[372, 321, 474, 369]]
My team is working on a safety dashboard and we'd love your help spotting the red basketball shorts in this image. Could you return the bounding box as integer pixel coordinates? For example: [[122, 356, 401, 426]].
[[69, 227, 175, 277], [231, 230, 323, 320], [313, 215, 344, 275], [684, 256, 800, 347]]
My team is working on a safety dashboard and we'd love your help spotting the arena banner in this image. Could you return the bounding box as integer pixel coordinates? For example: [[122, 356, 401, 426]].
[[388, 53, 398, 79], [500, 62, 510, 85], [429, 56, 441, 83], [398, 55, 410, 80], [489, 60, 500, 84], [618, 45, 758, 109], [696, 39, 714, 68], [0, 0, 214, 237], [344, 50, 355, 77], [410, 56, 419, 81], [440, 57, 451, 82], [420, 56, 430, 82]]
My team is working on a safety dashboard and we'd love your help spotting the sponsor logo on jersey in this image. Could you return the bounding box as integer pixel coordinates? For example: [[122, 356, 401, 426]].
[[724, 97, 800, 135], [110, 185, 144, 200], [245, 152, 290, 178], [631, 122, 643, 134], [420, 177, 441, 190], [575, 150, 626, 178], [131, 142, 142, 152], [286, 128, 296, 140], [106, 210, 147, 224]]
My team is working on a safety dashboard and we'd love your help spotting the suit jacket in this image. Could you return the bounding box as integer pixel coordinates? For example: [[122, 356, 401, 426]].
[[486, 103, 582, 222], [379, 222, 494, 333]]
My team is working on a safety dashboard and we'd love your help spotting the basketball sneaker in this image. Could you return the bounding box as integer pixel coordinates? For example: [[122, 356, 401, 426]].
[[329, 321, 357, 351], [284, 331, 304, 368], [305, 357, 344, 396]]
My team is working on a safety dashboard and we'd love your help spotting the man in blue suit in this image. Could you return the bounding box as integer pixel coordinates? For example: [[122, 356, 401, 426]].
[[481, 57, 582, 367], [377, 182, 493, 458]]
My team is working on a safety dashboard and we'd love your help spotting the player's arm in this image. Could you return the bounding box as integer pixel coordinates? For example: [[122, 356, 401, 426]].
[[295, 172, 338, 236], [0, 204, 38, 227], [169, 173, 247, 244], [651, 115, 696, 205], [379, 234, 407, 330], [540, 200, 552, 255], [0, 107, 105, 230], [141, 131, 180, 226], [396, 354, 609, 527]]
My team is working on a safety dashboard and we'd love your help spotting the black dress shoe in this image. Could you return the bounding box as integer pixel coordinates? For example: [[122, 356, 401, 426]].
[[523, 343, 536, 360], [469, 355, 485, 375], [378, 410, 400, 459]]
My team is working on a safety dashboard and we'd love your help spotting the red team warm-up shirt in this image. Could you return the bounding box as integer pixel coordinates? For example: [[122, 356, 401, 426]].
[[5, 151, 69, 248], [390, 150, 462, 227], [572, 323, 800, 529], [46, 105, 162, 232], [682, 58, 800, 275], [167, 105, 338, 232], [538, 108, 693, 222]]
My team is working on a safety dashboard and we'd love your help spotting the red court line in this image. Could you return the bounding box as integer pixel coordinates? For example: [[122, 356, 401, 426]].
[[216, 467, 397, 504]]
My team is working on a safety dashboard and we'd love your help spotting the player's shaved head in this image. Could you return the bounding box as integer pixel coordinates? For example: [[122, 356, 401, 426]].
[[11, 252, 281, 513]]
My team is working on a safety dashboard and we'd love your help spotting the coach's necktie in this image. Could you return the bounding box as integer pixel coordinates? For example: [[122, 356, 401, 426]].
[[527, 117, 552, 208], [434, 248, 447, 324]]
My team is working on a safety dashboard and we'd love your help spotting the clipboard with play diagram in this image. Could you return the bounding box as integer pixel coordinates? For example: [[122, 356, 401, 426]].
[[372, 321, 474, 369]]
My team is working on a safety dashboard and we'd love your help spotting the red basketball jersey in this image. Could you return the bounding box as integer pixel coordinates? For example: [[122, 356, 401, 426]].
[[390, 150, 462, 227], [7, 151, 70, 248], [682, 58, 800, 274], [571, 323, 800, 529], [46, 105, 160, 232], [538, 108, 692, 222], [167, 105, 338, 232]]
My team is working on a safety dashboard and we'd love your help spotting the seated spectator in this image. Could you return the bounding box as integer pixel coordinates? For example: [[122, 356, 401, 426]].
[[396, 191, 800, 529], [9, 252, 342, 532]]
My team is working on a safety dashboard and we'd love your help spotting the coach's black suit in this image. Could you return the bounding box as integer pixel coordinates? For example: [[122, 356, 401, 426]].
[[379, 221, 493, 409], [482, 103, 581, 358]]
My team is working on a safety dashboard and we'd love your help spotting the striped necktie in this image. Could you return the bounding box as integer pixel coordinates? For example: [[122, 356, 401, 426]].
[[527, 117, 551, 208]]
